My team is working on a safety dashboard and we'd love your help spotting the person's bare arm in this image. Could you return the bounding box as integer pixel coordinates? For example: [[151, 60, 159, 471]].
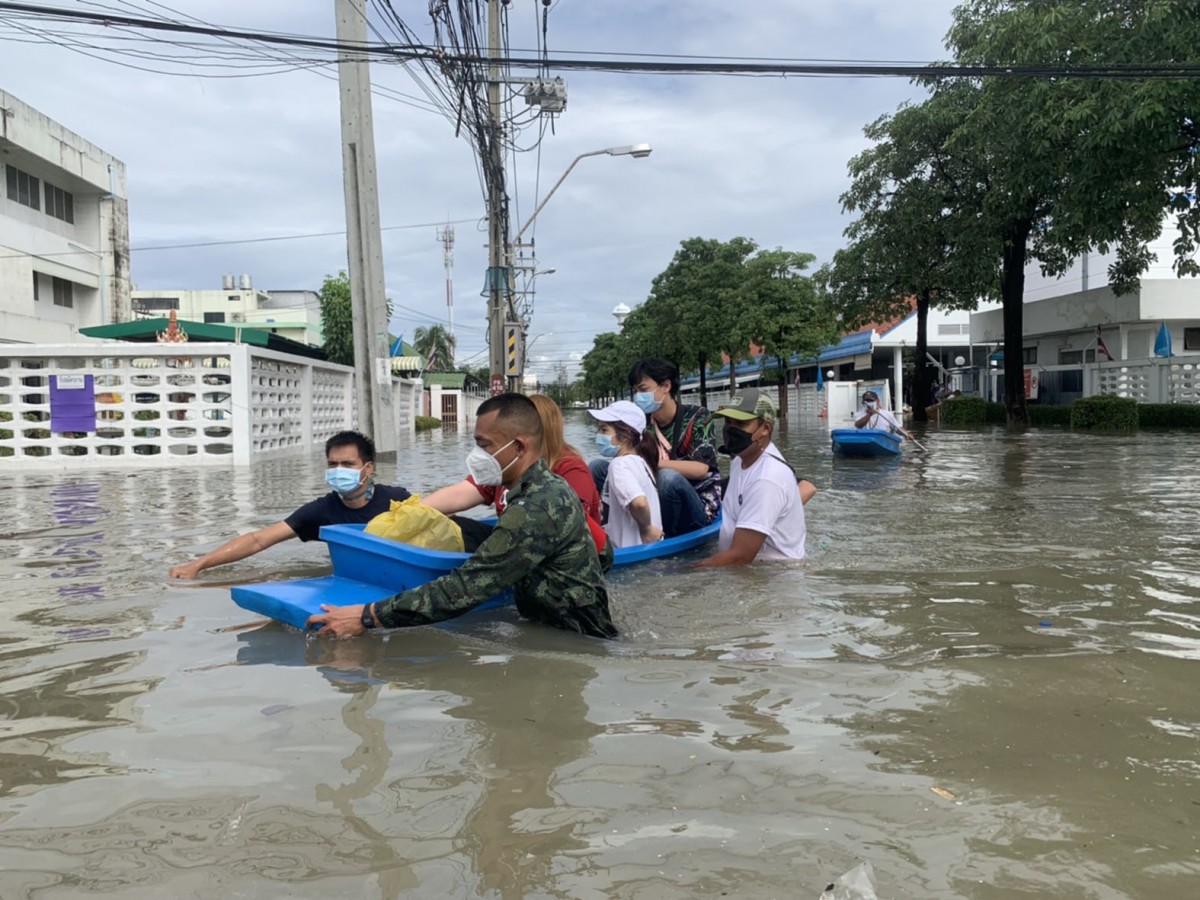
[[695, 528, 768, 568], [658, 458, 710, 480], [627, 496, 664, 543], [168, 521, 296, 578], [422, 480, 486, 516], [798, 479, 817, 505]]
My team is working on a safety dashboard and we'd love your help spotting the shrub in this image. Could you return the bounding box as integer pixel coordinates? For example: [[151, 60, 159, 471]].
[[1138, 403, 1200, 429], [1027, 405, 1072, 426], [937, 396, 1006, 425], [1071, 395, 1138, 430], [415, 415, 443, 432]]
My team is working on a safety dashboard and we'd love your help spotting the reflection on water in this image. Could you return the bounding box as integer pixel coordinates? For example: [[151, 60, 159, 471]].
[[0, 418, 1197, 897]]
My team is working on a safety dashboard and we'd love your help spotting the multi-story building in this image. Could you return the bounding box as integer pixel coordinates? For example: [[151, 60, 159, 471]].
[[0, 89, 129, 343], [131, 278, 323, 347]]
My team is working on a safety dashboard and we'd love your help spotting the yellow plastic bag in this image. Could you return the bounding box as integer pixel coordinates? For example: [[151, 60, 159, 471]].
[[364, 495, 464, 552]]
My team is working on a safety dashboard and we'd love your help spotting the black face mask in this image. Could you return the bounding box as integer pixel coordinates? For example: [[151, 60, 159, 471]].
[[720, 424, 757, 456]]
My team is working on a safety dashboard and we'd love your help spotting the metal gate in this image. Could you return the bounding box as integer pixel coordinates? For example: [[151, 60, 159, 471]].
[[440, 391, 458, 425]]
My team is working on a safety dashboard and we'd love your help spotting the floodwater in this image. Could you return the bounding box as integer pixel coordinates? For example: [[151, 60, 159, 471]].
[[0, 413, 1197, 899]]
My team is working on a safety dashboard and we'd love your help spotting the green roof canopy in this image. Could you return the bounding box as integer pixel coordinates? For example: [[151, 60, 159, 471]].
[[79, 318, 327, 361]]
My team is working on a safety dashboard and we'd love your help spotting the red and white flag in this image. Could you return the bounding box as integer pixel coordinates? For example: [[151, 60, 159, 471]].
[[1096, 327, 1113, 361]]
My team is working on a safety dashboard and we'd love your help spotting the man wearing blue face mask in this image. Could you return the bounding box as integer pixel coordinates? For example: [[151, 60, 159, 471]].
[[168, 431, 415, 579]]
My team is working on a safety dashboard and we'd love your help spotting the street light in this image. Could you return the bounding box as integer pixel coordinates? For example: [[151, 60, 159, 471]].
[[512, 143, 653, 245]]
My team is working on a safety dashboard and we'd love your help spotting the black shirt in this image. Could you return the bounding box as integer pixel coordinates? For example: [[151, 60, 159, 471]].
[[284, 484, 412, 542]]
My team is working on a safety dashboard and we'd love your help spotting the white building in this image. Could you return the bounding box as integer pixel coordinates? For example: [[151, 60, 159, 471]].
[[131, 280, 323, 347], [0, 89, 129, 343], [970, 222, 1200, 404]]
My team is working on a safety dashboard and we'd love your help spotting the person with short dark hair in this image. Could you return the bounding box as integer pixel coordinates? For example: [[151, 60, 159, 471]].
[[590, 357, 721, 537], [167, 430, 414, 579], [309, 394, 615, 639]]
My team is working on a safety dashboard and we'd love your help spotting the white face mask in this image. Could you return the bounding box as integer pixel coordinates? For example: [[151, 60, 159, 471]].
[[466, 439, 517, 487]]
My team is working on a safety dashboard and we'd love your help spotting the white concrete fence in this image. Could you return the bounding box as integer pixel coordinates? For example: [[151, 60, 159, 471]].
[[0, 343, 421, 467]]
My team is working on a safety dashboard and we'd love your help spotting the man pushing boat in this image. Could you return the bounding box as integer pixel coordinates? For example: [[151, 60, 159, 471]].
[[308, 393, 616, 639]]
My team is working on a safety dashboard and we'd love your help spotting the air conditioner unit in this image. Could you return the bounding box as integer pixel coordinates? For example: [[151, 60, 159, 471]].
[[229, 312, 245, 323]]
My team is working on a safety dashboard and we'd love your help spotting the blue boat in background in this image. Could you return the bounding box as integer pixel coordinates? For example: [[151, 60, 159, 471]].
[[831, 427, 903, 458], [232, 517, 721, 630]]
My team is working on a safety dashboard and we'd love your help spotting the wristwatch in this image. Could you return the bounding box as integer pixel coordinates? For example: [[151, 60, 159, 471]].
[[360, 603, 378, 630]]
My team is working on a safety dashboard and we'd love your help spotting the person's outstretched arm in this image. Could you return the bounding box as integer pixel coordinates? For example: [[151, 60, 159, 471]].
[[168, 521, 296, 579], [423, 479, 487, 515]]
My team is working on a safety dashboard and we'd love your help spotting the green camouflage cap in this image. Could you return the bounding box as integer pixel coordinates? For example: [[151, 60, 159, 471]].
[[713, 388, 776, 424]]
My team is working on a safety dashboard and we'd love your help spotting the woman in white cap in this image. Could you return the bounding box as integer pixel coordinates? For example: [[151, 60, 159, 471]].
[[588, 400, 664, 547]]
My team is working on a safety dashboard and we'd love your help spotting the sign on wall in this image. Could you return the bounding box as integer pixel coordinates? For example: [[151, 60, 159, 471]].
[[49, 374, 97, 433]]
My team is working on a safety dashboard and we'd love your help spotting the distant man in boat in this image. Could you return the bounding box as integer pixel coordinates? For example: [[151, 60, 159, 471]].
[[853, 390, 915, 441], [168, 430, 426, 579], [308, 393, 616, 639], [590, 357, 721, 538], [698, 389, 815, 567]]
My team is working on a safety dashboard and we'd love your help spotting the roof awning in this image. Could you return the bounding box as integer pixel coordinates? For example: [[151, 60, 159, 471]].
[[390, 356, 425, 371], [79, 318, 327, 360]]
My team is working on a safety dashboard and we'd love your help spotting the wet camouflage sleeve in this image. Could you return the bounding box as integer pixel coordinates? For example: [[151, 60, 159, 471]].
[[374, 463, 616, 638]]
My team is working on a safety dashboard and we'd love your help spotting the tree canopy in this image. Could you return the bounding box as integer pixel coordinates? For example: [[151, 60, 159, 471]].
[[412, 324, 456, 372], [318, 271, 353, 367]]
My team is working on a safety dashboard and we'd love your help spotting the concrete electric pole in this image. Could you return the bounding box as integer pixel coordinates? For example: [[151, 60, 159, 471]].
[[335, 0, 396, 450], [485, 0, 512, 397]]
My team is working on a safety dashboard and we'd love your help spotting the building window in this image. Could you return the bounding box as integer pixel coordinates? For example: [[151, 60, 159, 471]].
[[6, 164, 40, 210], [937, 323, 970, 335], [1058, 349, 1097, 365], [133, 297, 180, 314], [228, 295, 240, 302], [1185, 327, 1200, 352], [44, 182, 74, 224], [52, 277, 73, 308], [203, 312, 225, 323], [1022, 346, 1037, 364], [32, 273, 40, 302]]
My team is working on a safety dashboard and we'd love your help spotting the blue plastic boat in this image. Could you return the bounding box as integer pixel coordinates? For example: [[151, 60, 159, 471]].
[[232, 517, 722, 630], [831, 427, 903, 458]]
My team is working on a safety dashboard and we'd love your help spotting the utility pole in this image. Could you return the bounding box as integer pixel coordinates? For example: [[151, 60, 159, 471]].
[[484, 0, 512, 397], [437, 223, 455, 359], [335, 0, 396, 450]]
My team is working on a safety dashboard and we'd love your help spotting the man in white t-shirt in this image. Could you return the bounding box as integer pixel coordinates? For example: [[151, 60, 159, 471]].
[[697, 389, 813, 567], [853, 389, 914, 440]]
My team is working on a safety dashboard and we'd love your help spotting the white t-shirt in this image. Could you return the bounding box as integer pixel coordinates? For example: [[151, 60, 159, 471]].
[[602, 453, 662, 548], [718, 442, 807, 561], [854, 406, 904, 435]]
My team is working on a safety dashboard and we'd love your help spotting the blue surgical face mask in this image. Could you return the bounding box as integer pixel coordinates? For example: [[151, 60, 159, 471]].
[[594, 433, 620, 458], [633, 388, 662, 414], [326, 466, 364, 495]]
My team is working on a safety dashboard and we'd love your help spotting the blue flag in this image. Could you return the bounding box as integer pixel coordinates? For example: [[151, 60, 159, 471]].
[[1154, 322, 1173, 358], [389, 335, 405, 357], [815, 367, 824, 392]]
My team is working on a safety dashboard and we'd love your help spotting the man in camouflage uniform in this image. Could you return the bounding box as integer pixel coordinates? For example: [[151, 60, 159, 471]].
[[308, 394, 616, 639]]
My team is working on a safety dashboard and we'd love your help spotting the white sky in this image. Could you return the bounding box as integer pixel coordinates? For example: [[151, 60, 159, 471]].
[[1, 0, 962, 380]]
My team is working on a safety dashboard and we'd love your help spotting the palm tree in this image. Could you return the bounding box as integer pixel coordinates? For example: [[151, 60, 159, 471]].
[[412, 324, 456, 372]]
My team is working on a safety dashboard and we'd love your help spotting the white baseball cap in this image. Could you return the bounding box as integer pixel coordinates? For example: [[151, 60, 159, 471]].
[[588, 400, 646, 435]]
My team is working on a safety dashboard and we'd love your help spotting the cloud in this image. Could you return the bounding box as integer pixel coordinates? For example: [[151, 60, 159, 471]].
[[1, 0, 959, 369]]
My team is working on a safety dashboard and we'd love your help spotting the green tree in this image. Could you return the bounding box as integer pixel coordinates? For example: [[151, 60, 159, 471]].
[[318, 271, 353, 366], [826, 84, 997, 421], [743, 249, 839, 417], [581, 331, 636, 404], [412, 324, 456, 372], [923, 0, 1200, 423]]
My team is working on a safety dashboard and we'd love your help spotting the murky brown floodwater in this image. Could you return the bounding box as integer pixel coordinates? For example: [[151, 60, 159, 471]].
[[0, 413, 1197, 899]]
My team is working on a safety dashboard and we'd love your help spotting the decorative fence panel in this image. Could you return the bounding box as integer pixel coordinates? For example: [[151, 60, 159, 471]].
[[0, 343, 407, 467]]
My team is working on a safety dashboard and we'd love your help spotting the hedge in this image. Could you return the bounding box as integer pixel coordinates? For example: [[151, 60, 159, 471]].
[[937, 397, 1006, 426], [415, 415, 443, 432], [1138, 403, 1200, 428], [1070, 395, 1139, 430]]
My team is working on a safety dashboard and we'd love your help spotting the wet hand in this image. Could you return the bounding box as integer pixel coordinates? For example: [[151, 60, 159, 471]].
[[168, 562, 202, 580], [307, 603, 368, 637], [641, 525, 665, 543]]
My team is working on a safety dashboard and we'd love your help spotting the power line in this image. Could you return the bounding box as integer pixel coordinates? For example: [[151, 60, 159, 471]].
[[5, 3, 1200, 80]]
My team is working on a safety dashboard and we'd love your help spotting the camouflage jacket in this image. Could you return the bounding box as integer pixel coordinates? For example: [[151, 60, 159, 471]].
[[374, 461, 616, 638]]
